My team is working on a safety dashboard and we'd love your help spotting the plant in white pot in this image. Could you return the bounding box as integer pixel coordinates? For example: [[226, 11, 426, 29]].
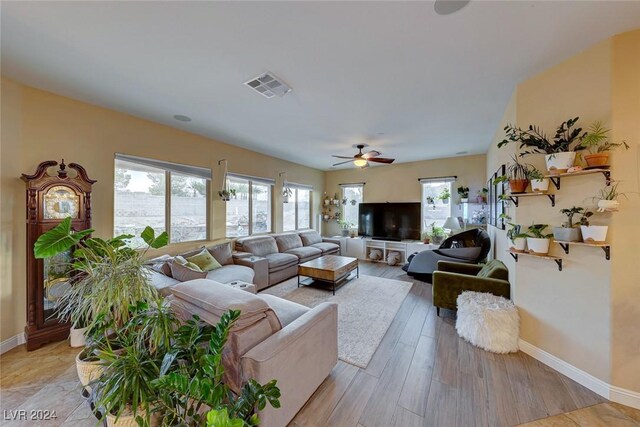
[[457, 186, 470, 203], [337, 220, 354, 237], [525, 224, 553, 255], [593, 182, 627, 212], [428, 222, 446, 245], [506, 223, 528, 253], [498, 117, 587, 174], [577, 121, 630, 168], [437, 188, 451, 204], [553, 207, 589, 243], [579, 211, 608, 243], [528, 167, 550, 193]]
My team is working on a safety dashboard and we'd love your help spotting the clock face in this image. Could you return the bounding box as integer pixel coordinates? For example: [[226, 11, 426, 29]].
[[43, 186, 80, 220]]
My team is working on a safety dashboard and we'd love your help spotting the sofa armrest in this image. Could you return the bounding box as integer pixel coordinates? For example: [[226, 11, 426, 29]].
[[432, 271, 510, 311], [437, 261, 483, 275], [232, 251, 254, 260], [322, 237, 341, 245], [233, 255, 269, 290], [241, 302, 338, 427]]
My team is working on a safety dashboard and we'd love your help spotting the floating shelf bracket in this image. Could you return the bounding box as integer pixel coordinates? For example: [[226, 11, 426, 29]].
[[508, 196, 519, 207], [555, 242, 610, 260], [548, 169, 611, 190], [509, 251, 518, 261], [508, 194, 555, 207], [508, 251, 563, 271], [549, 176, 561, 190]]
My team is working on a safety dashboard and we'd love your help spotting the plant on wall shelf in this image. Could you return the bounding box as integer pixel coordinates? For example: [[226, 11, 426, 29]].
[[577, 121, 630, 167], [457, 186, 470, 202], [592, 181, 630, 212], [503, 156, 532, 194], [437, 188, 451, 203], [506, 223, 528, 252], [552, 206, 590, 242], [525, 224, 553, 255], [528, 166, 550, 192]]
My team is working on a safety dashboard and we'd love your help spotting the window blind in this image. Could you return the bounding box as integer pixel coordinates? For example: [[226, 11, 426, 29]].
[[286, 182, 313, 190], [339, 182, 365, 187], [418, 176, 457, 184], [227, 173, 275, 186], [115, 153, 212, 180]]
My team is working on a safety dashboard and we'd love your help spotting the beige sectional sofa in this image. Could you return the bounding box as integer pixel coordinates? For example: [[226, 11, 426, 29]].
[[235, 230, 340, 288], [168, 279, 338, 427]]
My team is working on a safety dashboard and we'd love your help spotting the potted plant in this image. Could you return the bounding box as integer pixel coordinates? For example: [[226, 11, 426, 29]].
[[350, 199, 357, 206], [428, 222, 446, 245], [323, 193, 330, 206], [499, 117, 587, 173], [425, 196, 436, 209], [337, 220, 353, 237], [420, 231, 430, 244], [503, 156, 531, 194], [577, 121, 630, 168], [579, 210, 607, 243], [457, 186, 470, 203], [437, 188, 451, 204], [506, 223, 528, 253], [525, 224, 553, 255], [528, 167, 550, 193], [553, 206, 588, 242], [282, 187, 292, 203], [218, 189, 236, 201], [593, 182, 627, 212]]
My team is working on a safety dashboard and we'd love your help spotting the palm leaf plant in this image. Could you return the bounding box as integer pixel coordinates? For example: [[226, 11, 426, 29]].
[[577, 121, 630, 167]]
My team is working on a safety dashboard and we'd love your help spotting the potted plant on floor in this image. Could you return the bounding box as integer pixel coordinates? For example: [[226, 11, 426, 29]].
[[499, 117, 587, 173], [553, 207, 590, 242], [437, 188, 451, 204], [337, 220, 354, 237], [525, 224, 553, 255], [506, 223, 528, 253], [577, 121, 630, 168], [528, 167, 550, 193], [457, 186, 470, 203]]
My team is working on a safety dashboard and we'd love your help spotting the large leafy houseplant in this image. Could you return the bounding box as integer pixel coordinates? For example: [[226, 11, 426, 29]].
[[152, 311, 281, 426]]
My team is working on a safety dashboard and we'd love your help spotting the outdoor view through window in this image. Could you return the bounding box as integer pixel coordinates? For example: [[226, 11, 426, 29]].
[[225, 176, 272, 237]]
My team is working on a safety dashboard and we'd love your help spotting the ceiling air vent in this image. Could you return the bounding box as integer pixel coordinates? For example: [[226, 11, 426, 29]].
[[244, 72, 292, 98]]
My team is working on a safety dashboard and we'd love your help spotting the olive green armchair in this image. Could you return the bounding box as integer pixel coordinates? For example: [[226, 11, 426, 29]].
[[433, 259, 511, 316]]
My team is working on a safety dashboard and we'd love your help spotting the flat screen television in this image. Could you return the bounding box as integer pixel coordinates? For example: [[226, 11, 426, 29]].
[[358, 202, 421, 241]]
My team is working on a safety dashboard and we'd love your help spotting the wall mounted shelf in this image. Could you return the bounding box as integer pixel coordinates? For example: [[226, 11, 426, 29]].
[[545, 168, 611, 190], [508, 250, 563, 271], [507, 192, 555, 207], [554, 240, 610, 260]]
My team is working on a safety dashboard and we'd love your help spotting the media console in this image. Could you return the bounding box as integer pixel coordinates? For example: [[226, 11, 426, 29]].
[[332, 237, 438, 265]]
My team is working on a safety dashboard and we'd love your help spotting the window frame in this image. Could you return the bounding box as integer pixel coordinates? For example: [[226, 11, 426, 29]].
[[225, 174, 274, 238], [283, 187, 312, 232], [340, 183, 364, 229], [113, 155, 211, 244]]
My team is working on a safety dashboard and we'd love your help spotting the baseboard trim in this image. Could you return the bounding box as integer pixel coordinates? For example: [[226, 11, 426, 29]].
[[0, 332, 25, 355], [519, 339, 640, 410]]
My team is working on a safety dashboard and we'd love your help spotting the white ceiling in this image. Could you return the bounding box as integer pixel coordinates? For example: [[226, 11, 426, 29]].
[[2, 1, 639, 170]]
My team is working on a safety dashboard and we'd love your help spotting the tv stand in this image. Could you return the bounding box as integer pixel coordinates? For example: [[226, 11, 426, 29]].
[[372, 236, 401, 242]]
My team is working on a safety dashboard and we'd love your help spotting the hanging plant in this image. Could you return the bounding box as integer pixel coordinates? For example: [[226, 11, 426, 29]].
[[218, 159, 232, 202], [342, 198, 348, 205], [218, 189, 236, 201], [283, 186, 293, 203], [350, 199, 357, 206]]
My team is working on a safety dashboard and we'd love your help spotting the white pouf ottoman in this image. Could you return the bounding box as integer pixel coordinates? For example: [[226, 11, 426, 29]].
[[455, 291, 519, 354]]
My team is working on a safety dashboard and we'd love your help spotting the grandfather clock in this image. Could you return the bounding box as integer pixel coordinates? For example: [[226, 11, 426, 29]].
[[21, 160, 96, 351]]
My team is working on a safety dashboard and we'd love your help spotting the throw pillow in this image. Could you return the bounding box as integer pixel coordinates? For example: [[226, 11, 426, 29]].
[[186, 249, 222, 272], [170, 261, 207, 282]]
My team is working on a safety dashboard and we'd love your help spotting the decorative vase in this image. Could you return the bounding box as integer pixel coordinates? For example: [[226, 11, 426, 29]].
[[581, 225, 608, 243], [509, 179, 529, 194], [76, 351, 103, 392], [509, 237, 527, 252], [597, 200, 619, 212], [69, 326, 88, 348], [552, 227, 582, 243], [526, 237, 551, 255], [584, 152, 610, 168], [545, 152, 576, 174], [530, 178, 549, 193]]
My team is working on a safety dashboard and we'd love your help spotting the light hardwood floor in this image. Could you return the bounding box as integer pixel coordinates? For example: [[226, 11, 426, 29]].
[[1, 261, 638, 426]]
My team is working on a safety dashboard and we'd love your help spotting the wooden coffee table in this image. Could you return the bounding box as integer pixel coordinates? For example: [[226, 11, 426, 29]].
[[297, 255, 359, 295]]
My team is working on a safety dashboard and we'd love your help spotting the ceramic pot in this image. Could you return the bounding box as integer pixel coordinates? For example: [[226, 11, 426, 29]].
[[341, 229, 350, 237], [69, 326, 88, 348], [584, 153, 609, 168], [509, 179, 529, 194], [597, 200, 619, 212], [106, 410, 160, 427], [509, 237, 527, 252], [553, 227, 582, 243], [530, 178, 549, 193], [581, 225, 608, 243], [526, 237, 551, 255], [460, 198, 469, 203], [545, 152, 576, 174], [76, 351, 103, 391]]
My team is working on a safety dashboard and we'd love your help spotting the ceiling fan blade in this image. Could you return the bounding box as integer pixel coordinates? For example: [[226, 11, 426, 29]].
[[367, 157, 395, 164], [332, 160, 354, 166], [362, 150, 381, 159], [332, 155, 355, 159]]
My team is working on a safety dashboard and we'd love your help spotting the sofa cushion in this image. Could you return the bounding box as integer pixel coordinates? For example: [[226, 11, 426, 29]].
[[146, 268, 180, 296], [310, 242, 340, 254], [170, 262, 207, 281], [258, 294, 310, 327], [477, 259, 509, 280], [274, 233, 303, 252], [265, 252, 299, 272], [236, 236, 279, 257], [186, 249, 222, 272], [298, 230, 323, 246], [285, 246, 322, 261], [437, 247, 482, 262], [145, 254, 173, 277], [206, 265, 255, 284], [207, 241, 234, 266]]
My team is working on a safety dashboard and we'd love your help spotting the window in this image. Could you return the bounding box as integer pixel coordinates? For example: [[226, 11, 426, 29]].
[[420, 177, 455, 230], [225, 175, 273, 237], [340, 183, 364, 229], [114, 154, 211, 245], [283, 185, 312, 231]]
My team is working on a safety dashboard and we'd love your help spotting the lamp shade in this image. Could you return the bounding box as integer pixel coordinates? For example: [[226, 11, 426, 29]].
[[353, 158, 367, 167], [443, 217, 461, 231]]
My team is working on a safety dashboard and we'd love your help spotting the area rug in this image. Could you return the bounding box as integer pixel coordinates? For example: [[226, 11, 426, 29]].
[[261, 274, 412, 368]]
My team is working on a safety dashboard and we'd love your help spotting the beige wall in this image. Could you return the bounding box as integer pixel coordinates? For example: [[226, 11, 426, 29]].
[[486, 30, 640, 392], [0, 79, 324, 342], [323, 155, 486, 236]]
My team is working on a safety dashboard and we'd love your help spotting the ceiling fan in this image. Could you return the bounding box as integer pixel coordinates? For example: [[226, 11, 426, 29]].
[[332, 144, 395, 168]]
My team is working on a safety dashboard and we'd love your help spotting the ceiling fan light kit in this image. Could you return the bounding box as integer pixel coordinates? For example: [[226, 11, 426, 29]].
[[332, 144, 395, 168]]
